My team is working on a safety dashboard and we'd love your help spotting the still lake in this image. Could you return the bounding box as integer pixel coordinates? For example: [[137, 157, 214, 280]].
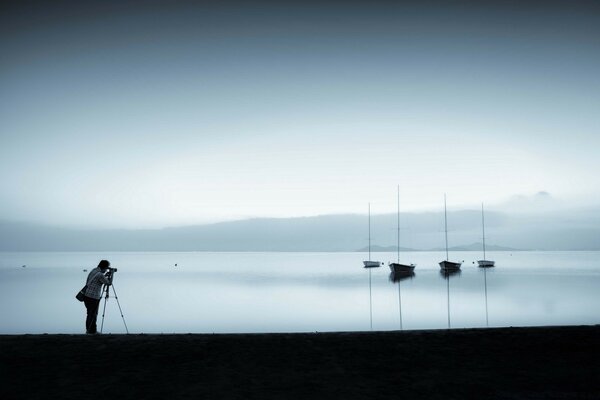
[[1, 251, 599, 334]]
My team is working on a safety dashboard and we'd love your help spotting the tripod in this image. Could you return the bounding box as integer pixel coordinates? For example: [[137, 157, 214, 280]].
[[99, 277, 129, 334]]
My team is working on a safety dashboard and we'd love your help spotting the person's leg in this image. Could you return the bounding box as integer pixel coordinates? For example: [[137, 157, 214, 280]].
[[84, 297, 93, 333], [90, 298, 100, 333], [84, 297, 100, 333]]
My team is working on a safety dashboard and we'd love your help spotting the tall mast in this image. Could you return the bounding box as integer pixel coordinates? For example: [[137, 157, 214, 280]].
[[397, 185, 400, 263], [368, 202, 371, 261], [444, 194, 449, 261], [481, 202, 486, 260]]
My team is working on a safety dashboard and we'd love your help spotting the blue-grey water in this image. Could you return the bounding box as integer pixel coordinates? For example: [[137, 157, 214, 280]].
[[1, 251, 599, 334]]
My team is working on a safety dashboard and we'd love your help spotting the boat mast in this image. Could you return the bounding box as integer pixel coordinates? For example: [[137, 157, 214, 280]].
[[444, 194, 449, 261], [368, 202, 371, 261], [397, 185, 400, 264], [481, 202, 486, 260]]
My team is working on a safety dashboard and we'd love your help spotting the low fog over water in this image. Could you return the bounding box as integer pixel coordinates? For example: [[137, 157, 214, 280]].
[[2, 196, 599, 251]]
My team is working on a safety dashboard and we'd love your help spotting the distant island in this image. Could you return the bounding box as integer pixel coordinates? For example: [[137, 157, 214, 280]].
[[1, 206, 599, 251], [356, 243, 523, 252]]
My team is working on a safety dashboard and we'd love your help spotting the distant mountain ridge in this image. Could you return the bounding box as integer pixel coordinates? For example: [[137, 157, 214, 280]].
[[356, 245, 419, 252], [1, 206, 599, 251], [427, 242, 524, 252], [356, 243, 523, 252]]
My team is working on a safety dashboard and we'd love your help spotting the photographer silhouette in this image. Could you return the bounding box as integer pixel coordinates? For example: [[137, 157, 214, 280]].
[[82, 260, 111, 334]]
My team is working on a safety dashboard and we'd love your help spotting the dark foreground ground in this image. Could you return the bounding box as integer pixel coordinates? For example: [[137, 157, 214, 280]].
[[1, 326, 600, 399]]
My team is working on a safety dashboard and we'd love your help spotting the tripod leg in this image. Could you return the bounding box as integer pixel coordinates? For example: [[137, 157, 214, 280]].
[[100, 286, 109, 333], [110, 284, 129, 334]]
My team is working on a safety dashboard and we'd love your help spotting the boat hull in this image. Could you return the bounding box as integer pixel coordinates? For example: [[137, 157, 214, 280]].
[[363, 261, 382, 268], [389, 263, 416, 274], [439, 260, 462, 271], [477, 260, 495, 267]]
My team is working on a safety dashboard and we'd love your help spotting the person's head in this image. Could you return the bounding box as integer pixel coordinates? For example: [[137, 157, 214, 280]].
[[98, 260, 110, 271]]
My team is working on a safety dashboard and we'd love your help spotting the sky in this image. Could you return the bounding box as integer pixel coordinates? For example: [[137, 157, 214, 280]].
[[1, 0, 599, 228]]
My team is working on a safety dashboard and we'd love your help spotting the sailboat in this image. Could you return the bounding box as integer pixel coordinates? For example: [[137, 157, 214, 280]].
[[363, 203, 382, 268], [389, 186, 415, 273], [477, 203, 495, 267], [439, 194, 462, 271]]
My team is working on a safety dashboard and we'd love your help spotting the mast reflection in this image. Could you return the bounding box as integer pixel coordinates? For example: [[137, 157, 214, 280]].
[[388, 271, 415, 330], [439, 269, 460, 328], [480, 266, 491, 327]]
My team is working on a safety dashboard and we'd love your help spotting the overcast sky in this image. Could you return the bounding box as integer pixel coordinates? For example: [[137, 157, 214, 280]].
[[1, 1, 599, 228]]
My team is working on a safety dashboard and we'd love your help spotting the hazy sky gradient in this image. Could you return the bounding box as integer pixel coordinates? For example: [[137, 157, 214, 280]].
[[1, 1, 599, 227]]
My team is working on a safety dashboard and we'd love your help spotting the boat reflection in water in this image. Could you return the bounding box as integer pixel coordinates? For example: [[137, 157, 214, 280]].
[[440, 268, 461, 328], [439, 269, 461, 279], [388, 271, 415, 330], [389, 270, 415, 283], [480, 265, 492, 327]]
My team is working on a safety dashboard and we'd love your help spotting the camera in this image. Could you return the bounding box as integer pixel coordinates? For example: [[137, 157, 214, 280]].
[[105, 267, 117, 282]]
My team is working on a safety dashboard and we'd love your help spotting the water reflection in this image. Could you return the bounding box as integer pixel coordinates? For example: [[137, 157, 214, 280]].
[[481, 266, 490, 327], [388, 271, 415, 330], [1, 251, 600, 334], [366, 265, 374, 331], [439, 269, 461, 279], [440, 269, 461, 328], [389, 271, 416, 283]]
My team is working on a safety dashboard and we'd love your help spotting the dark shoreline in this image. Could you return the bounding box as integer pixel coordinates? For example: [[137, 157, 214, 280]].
[[2, 325, 600, 399]]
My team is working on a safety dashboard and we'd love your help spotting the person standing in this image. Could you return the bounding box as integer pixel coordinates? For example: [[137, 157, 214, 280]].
[[83, 260, 111, 334]]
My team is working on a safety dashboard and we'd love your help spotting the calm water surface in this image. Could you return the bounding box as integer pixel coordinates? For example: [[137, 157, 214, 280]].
[[1, 251, 599, 334]]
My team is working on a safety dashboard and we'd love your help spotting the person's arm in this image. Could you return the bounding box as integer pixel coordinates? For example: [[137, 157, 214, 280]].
[[99, 271, 110, 286]]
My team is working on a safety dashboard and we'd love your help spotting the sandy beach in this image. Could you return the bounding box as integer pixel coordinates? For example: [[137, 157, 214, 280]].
[[1, 325, 599, 399]]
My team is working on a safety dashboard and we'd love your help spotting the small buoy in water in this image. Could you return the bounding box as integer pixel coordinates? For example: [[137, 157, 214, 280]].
[[175, 263, 177, 267], [83, 269, 88, 272], [22, 265, 26, 268]]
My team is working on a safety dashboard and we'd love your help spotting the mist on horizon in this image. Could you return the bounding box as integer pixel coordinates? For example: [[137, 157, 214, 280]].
[[1, 1, 599, 229]]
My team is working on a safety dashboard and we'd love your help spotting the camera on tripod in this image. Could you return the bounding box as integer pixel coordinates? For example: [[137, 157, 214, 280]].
[[99, 266, 129, 334], [105, 267, 117, 283]]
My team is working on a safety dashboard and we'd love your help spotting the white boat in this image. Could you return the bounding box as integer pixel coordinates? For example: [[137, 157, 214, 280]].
[[439, 194, 462, 271], [477, 260, 495, 267], [363, 203, 382, 268], [364, 261, 382, 268], [477, 202, 495, 268], [389, 185, 415, 274]]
